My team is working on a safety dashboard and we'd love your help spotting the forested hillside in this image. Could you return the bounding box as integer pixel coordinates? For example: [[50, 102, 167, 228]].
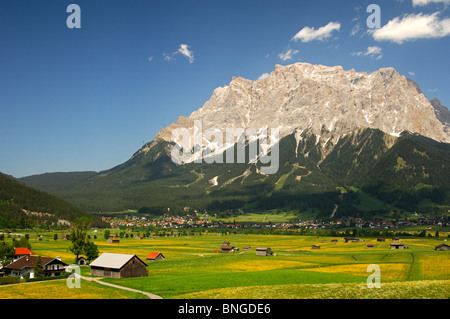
[[0, 172, 105, 228]]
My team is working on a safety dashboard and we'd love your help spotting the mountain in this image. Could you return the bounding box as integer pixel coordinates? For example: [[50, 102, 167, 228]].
[[18, 63, 450, 218], [155, 63, 449, 148], [430, 97, 450, 135], [0, 172, 105, 228]]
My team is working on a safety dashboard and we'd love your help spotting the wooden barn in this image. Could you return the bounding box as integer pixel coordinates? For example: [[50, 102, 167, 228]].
[[146, 252, 165, 261], [435, 243, 450, 251], [344, 237, 360, 243], [255, 247, 272, 256], [221, 246, 235, 253], [311, 245, 320, 249], [390, 243, 405, 250], [90, 253, 147, 278], [106, 238, 120, 244]]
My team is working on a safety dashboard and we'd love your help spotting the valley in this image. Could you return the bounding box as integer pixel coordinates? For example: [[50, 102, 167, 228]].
[[0, 230, 448, 299]]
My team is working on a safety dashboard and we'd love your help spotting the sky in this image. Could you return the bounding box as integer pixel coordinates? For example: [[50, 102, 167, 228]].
[[1, 0, 449, 178]]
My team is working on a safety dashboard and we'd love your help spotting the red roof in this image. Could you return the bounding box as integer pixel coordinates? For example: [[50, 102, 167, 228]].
[[14, 247, 34, 256], [146, 252, 163, 260]]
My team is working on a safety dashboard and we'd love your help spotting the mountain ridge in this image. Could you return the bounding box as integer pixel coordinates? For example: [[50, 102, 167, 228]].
[[153, 62, 449, 150], [16, 62, 450, 218]]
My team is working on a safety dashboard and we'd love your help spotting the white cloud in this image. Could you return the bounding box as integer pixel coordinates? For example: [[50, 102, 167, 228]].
[[163, 44, 195, 63], [408, 71, 416, 76], [351, 46, 383, 60], [177, 44, 194, 63], [412, 0, 450, 6], [291, 21, 341, 42], [148, 56, 154, 62], [257, 73, 270, 81], [427, 88, 438, 92], [278, 48, 299, 61], [350, 23, 361, 36], [370, 12, 450, 44]]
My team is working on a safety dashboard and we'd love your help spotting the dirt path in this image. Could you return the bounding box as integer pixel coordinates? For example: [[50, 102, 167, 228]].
[[80, 275, 163, 299]]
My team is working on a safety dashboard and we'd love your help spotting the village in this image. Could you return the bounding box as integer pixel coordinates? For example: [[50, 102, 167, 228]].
[[101, 211, 450, 233]]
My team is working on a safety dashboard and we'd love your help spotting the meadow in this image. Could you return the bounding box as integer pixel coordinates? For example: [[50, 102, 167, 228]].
[[0, 231, 448, 299]]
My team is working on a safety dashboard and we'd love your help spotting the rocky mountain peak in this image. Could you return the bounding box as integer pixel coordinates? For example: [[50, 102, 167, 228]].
[[151, 62, 449, 160]]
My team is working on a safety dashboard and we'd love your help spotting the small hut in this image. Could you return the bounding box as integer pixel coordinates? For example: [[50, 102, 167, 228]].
[[221, 246, 235, 253], [435, 243, 450, 251], [146, 252, 165, 261], [390, 242, 405, 249], [255, 247, 272, 256], [107, 238, 120, 244]]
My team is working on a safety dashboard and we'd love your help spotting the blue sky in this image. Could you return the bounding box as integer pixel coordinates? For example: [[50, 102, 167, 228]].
[[1, 0, 449, 178]]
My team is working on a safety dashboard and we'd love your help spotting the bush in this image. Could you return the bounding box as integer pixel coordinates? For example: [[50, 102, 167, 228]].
[[0, 276, 21, 285], [25, 273, 70, 283]]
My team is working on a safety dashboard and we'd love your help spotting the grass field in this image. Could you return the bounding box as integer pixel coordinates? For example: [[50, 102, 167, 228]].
[[0, 232, 448, 299], [0, 278, 146, 299], [217, 212, 299, 223]]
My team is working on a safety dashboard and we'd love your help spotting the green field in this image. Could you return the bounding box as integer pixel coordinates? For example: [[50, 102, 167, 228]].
[[217, 211, 299, 223], [0, 232, 449, 299]]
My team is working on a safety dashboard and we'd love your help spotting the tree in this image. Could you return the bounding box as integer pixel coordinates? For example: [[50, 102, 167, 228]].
[[103, 229, 110, 240], [13, 236, 31, 249], [34, 256, 44, 278], [68, 217, 91, 262], [0, 241, 15, 266], [84, 240, 99, 263]]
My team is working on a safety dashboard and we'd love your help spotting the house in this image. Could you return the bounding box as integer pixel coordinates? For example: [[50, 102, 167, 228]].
[[243, 246, 252, 251], [107, 238, 120, 244], [14, 247, 34, 261], [311, 245, 320, 249], [255, 247, 272, 256], [3, 255, 68, 278], [146, 252, 165, 261], [344, 237, 360, 243], [435, 243, 450, 251], [390, 243, 405, 249], [367, 244, 374, 248], [377, 238, 385, 242], [90, 253, 147, 278], [391, 237, 400, 242], [222, 241, 230, 246], [135, 235, 143, 240], [331, 239, 338, 243], [221, 246, 235, 253]]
